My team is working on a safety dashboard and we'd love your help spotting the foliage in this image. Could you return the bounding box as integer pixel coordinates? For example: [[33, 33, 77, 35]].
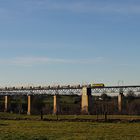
[[100, 93, 111, 101], [126, 91, 136, 101], [128, 100, 140, 115], [0, 94, 140, 115]]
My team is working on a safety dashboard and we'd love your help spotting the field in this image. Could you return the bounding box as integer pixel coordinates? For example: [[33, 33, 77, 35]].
[[0, 120, 140, 140], [0, 113, 139, 140]]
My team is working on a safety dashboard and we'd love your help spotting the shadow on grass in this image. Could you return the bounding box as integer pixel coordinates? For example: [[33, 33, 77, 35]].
[[0, 123, 9, 126]]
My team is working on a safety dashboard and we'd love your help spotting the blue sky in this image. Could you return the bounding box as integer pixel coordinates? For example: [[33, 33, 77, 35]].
[[0, 0, 140, 86]]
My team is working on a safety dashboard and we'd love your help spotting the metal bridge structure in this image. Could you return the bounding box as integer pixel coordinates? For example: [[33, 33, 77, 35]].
[[0, 85, 140, 96], [1, 85, 140, 115]]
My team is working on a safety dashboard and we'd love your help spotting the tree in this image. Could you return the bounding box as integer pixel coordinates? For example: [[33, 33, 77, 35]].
[[32, 96, 45, 114], [100, 93, 112, 121], [126, 90, 136, 101], [128, 100, 140, 115], [100, 93, 111, 101]]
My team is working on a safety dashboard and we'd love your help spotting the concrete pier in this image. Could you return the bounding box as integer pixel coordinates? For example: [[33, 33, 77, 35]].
[[53, 95, 59, 114], [4, 96, 10, 112], [27, 95, 31, 115], [81, 87, 92, 114], [118, 92, 124, 112]]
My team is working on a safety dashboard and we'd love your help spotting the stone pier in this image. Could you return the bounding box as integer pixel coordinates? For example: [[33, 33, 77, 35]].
[[4, 96, 10, 112], [53, 95, 59, 114], [118, 92, 124, 112], [81, 87, 92, 114], [27, 95, 31, 115]]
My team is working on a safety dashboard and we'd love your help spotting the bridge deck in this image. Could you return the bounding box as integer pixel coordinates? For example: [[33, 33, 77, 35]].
[[0, 85, 139, 96]]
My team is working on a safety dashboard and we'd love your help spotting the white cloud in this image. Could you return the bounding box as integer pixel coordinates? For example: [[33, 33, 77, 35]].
[[0, 56, 104, 66], [0, 41, 61, 49], [1, 0, 140, 20], [21, 0, 140, 14]]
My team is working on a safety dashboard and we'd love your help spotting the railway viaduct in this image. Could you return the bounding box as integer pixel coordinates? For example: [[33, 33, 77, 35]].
[[1, 85, 140, 115]]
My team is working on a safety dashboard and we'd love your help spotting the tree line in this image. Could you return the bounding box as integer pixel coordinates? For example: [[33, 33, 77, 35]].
[[0, 92, 139, 115]]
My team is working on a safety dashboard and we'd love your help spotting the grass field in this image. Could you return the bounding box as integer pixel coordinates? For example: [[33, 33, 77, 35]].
[[0, 112, 140, 121], [0, 113, 139, 140], [0, 120, 140, 140]]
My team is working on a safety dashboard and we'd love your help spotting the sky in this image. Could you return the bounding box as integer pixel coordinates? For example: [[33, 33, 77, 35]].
[[0, 0, 140, 86]]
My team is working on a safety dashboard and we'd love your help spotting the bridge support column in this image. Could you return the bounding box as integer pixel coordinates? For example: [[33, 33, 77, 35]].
[[81, 87, 92, 114], [118, 92, 124, 112], [4, 96, 10, 112], [53, 95, 59, 114], [27, 95, 31, 115]]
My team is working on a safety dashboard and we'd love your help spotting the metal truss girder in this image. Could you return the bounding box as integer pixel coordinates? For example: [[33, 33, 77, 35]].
[[0, 86, 140, 96]]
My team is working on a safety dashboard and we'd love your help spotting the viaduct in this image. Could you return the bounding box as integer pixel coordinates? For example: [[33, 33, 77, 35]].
[[0, 85, 140, 115]]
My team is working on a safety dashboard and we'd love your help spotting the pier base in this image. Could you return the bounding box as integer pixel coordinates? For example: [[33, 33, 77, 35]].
[[81, 87, 92, 114], [118, 93, 124, 112], [4, 96, 10, 112], [53, 95, 59, 114], [27, 95, 31, 115]]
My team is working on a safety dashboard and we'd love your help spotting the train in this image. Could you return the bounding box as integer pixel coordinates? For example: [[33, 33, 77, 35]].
[[0, 83, 105, 90], [90, 83, 105, 88]]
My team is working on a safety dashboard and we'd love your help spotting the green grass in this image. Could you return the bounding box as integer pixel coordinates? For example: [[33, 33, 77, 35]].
[[0, 120, 139, 140], [0, 112, 140, 120], [0, 113, 139, 140]]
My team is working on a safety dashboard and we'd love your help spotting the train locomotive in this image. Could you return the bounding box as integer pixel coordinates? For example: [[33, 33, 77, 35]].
[[91, 83, 105, 88]]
